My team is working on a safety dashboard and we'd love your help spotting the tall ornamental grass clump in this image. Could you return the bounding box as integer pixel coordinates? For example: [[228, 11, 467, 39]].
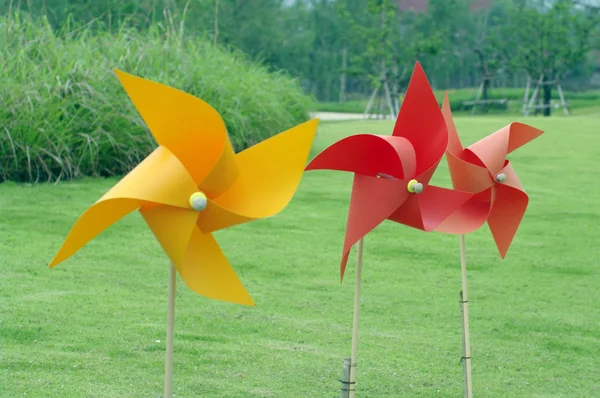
[[0, 14, 311, 183]]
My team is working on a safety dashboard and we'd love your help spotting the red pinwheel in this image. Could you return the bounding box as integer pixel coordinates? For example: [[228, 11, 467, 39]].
[[434, 93, 543, 398], [306, 63, 473, 279], [436, 94, 544, 256]]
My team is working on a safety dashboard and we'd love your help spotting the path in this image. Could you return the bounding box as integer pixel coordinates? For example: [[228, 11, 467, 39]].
[[310, 112, 393, 121]]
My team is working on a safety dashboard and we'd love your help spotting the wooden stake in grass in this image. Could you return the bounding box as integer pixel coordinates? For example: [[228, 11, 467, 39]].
[[459, 235, 473, 398], [348, 238, 364, 398], [340, 357, 352, 398], [164, 263, 176, 398]]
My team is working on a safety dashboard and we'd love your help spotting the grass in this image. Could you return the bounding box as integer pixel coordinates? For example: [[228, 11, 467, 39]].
[[1, 114, 599, 396], [0, 14, 310, 183], [313, 87, 600, 115]]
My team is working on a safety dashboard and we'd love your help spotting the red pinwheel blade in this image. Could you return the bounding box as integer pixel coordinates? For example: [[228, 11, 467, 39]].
[[466, 123, 543, 173], [487, 160, 528, 257], [392, 62, 447, 177], [339, 174, 410, 280], [446, 150, 494, 193], [435, 189, 492, 235], [415, 186, 474, 231], [465, 127, 509, 173], [506, 123, 544, 154], [305, 134, 415, 179], [414, 160, 440, 186], [387, 185, 473, 232], [488, 183, 529, 258], [386, 195, 423, 230], [441, 92, 463, 156]]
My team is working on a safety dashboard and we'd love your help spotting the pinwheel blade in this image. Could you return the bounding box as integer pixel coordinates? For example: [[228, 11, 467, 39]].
[[465, 127, 510, 172], [506, 123, 544, 154], [446, 150, 494, 193], [49, 146, 197, 267], [339, 174, 410, 280], [140, 205, 199, 268], [305, 134, 416, 179], [487, 184, 529, 258], [435, 190, 492, 234], [114, 69, 230, 184], [497, 161, 525, 192], [387, 195, 423, 230], [181, 227, 254, 306], [197, 119, 319, 233], [413, 160, 439, 186], [465, 122, 543, 174], [441, 92, 463, 156], [411, 186, 474, 231], [49, 199, 140, 267], [105, 146, 198, 208], [392, 62, 447, 176], [141, 204, 252, 305], [197, 138, 239, 198]]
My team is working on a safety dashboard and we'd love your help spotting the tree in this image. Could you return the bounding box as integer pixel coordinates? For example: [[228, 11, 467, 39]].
[[470, 1, 512, 112], [505, 0, 596, 115], [365, 0, 398, 115]]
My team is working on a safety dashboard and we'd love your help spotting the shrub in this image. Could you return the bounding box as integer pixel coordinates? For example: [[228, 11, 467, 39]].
[[0, 14, 311, 183]]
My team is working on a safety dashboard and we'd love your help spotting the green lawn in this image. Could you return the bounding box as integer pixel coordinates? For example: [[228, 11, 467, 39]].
[[1, 114, 599, 397]]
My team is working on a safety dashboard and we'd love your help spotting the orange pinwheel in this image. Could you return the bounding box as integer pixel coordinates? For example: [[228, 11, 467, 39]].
[[49, 70, 319, 306], [435, 94, 543, 397], [436, 93, 543, 256]]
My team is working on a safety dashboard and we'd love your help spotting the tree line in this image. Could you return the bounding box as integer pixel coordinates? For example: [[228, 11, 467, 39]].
[[3, 0, 599, 110]]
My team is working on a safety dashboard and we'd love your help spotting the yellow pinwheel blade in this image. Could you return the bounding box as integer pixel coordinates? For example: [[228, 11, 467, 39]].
[[49, 146, 197, 268], [197, 119, 319, 233], [140, 205, 199, 268], [140, 204, 252, 305], [50, 199, 140, 267], [181, 226, 254, 306], [114, 69, 231, 184], [197, 137, 239, 198], [106, 146, 198, 208]]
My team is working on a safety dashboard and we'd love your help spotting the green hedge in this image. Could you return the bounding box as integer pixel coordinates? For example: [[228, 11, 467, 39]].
[[0, 14, 311, 183]]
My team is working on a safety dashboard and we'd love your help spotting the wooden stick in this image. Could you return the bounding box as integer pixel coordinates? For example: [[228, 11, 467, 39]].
[[383, 80, 396, 120], [164, 263, 176, 398], [471, 80, 484, 115], [459, 235, 473, 398], [556, 82, 569, 116], [363, 86, 379, 120], [348, 238, 364, 398], [341, 357, 352, 398], [525, 74, 543, 116], [522, 76, 531, 116]]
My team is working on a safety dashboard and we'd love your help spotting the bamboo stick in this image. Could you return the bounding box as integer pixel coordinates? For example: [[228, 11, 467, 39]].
[[348, 238, 364, 398], [459, 235, 473, 398], [164, 263, 176, 398]]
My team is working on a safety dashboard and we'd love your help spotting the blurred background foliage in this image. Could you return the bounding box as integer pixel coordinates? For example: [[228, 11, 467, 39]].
[[1, 0, 599, 182]]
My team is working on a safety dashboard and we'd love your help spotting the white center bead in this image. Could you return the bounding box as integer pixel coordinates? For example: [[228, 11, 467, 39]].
[[189, 192, 208, 211]]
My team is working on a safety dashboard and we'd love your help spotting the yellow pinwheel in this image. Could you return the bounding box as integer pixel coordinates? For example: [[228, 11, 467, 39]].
[[49, 70, 319, 307]]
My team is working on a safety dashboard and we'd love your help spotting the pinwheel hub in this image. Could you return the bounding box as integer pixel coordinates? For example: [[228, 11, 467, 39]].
[[407, 179, 424, 194], [189, 192, 208, 211], [494, 173, 506, 183]]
